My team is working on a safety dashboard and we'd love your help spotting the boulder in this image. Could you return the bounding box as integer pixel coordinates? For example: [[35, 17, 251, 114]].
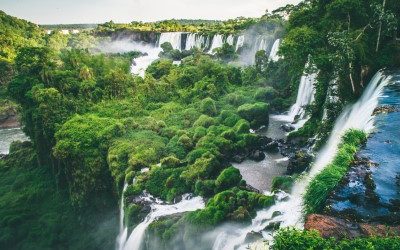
[[287, 150, 313, 175], [281, 123, 295, 132], [249, 150, 265, 162], [265, 141, 279, 153], [244, 231, 263, 244]]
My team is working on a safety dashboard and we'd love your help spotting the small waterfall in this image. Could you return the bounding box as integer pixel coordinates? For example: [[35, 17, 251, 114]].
[[209, 34, 224, 53], [0, 128, 28, 154], [273, 63, 317, 127], [235, 35, 245, 51], [116, 182, 129, 250], [122, 194, 204, 250], [185, 33, 197, 50], [268, 39, 280, 62], [226, 35, 234, 46], [157, 32, 183, 50], [130, 44, 162, 77], [212, 71, 390, 250]]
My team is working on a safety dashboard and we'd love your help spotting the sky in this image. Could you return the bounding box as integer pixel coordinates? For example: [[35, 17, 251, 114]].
[[0, 0, 301, 24]]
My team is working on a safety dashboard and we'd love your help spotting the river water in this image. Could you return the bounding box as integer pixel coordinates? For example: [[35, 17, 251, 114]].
[[0, 128, 28, 154], [326, 73, 400, 223]]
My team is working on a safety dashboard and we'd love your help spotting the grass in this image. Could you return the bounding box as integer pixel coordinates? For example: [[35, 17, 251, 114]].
[[304, 129, 367, 214]]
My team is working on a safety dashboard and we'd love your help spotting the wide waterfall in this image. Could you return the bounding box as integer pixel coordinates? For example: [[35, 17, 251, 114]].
[[212, 71, 391, 250], [120, 194, 204, 250]]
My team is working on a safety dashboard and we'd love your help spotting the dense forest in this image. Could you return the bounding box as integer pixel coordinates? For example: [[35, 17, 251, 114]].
[[0, 0, 399, 249]]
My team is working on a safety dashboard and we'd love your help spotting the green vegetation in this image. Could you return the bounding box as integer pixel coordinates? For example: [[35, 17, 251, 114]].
[[304, 129, 367, 214], [273, 228, 400, 250], [0, 141, 117, 249]]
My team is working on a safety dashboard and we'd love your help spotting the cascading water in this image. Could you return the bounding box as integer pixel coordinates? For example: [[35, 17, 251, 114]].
[[209, 34, 224, 53], [0, 128, 28, 154], [157, 32, 183, 50], [121, 194, 204, 250], [235, 35, 245, 51], [268, 39, 280, 62], [116, 182, 129, 250], [212, 71, 391, 250], [273, 63, 317, 128]]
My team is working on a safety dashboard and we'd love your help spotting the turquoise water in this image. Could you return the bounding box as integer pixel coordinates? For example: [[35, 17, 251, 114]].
[[327, 73, 400, 223]]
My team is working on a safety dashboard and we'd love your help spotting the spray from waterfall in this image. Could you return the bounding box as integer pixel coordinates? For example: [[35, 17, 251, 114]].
[[212, 71, 391, 250], [121, 194, 204, 250]]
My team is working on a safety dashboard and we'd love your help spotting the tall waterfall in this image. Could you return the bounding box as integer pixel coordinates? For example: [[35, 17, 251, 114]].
[[212, 71, 391, 250], [236, 35, 245, 51], [121, 194, 204, 250], [268, 39, 280, 62], [116, 182, 129, 250]]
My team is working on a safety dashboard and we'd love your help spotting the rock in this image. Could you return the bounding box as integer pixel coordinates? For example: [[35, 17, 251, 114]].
[[272, 211, 282, 218], [244, 231, 263, 244], [249, 150, 265, 162], [373, 105, 398, 115], [264, 221, 281, 231], [265, 141, 279, 153], [305, 214, 400, 239], [281, 123, 295, 132], [232, 154, 246, 163], [0, 115, 20, 129], [304, 214, 362, 239], [287, 150, 313, 175]]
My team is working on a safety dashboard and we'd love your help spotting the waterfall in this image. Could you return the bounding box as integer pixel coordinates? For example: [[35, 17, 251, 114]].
[[157, 32, 183, 50], [236, 35, 245, 51], [122, 194, 204, 250], [0, 128, 28, 154], [226, 35, 234, 46], [212, 71, 390, 250], [185, 33, 197, 50], [116, 182, 129, 250], [130, 44, 162, 77], [273, 63, 317, 127], [268, 39, 280, 62], [209, 34, 224, 53]]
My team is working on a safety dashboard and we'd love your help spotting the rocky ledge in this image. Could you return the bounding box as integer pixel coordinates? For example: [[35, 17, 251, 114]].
[[0, 114, 20, 129], [305, 214, 400, 239]]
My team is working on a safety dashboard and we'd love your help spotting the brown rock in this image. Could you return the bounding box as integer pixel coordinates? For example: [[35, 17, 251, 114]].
[[304, 214, 362, 239], [305, 214, 400, 239]]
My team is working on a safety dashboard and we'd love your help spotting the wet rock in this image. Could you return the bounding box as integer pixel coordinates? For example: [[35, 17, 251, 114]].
[[244, 231, 263, 244], [258, 136, 273, 145], [232, 154, 246, 163], [249, 150, 265, 162], [281, 123, 295, 132], [360, 224, 400, 237], [264, 221, 281, 231], [272, 211, 282, 218], [265, 141, 279, 153], [287, 150, 313, 175], [373, 105, 398, 115]]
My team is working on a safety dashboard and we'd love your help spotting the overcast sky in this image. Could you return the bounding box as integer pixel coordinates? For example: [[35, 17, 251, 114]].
[[1, 0, 301, 24]]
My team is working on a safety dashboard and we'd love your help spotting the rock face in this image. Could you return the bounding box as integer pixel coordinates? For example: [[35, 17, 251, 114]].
[[0, 104, 19, 129], [305, 214, 400, 239]]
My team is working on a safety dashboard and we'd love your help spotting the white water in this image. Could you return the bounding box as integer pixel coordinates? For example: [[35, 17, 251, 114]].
[[236, 35, 245, 51], [122, 194, 204, 250], [273, 64, 317, 127], [0, 128, 28, 154], [212, 71, 390, 250], [116, 182, 129, 250], [157, 32, 183, 50], [209, 34, 224, 53], [268, 39, 280, 62]]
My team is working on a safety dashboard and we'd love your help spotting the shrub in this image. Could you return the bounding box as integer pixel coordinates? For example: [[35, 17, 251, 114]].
[[161, 156, 181, 168], [193, 115, 216, 128], [215, 167, 242, 190], [200, 97, 217, 116], [237, 102, 269, 129], [272, 176, 295, 192]]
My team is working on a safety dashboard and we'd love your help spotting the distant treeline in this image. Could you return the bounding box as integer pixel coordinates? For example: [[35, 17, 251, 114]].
[[40, 23, 98, 29]]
